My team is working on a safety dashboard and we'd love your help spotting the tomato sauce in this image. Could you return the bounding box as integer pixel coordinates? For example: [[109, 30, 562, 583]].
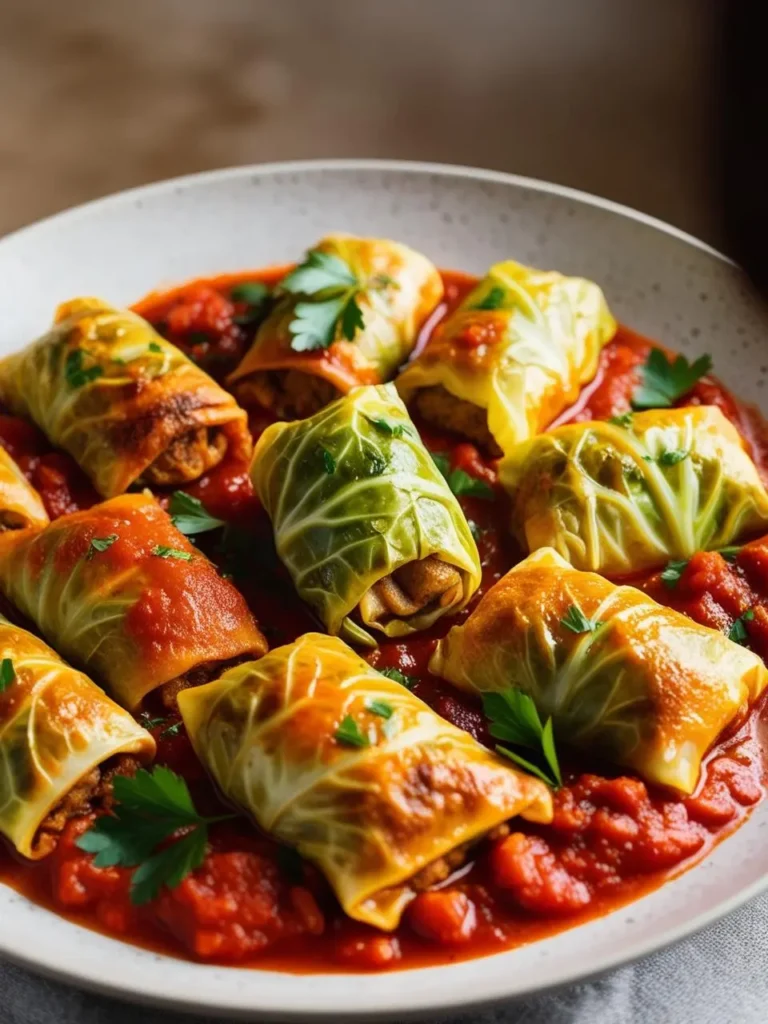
[[0, 268, 766, 973]]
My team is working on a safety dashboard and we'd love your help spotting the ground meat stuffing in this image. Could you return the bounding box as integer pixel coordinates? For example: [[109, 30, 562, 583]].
[[143, 427, 227, 486], [414, 386, 502, 457], [237, 370, 339, 420], [360, 556, 463, 624]]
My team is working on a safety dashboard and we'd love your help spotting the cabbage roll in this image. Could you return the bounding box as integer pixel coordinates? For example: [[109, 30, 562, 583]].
[[251, 383, 481, 646], [179, 632, 552, 930], [0, 614, 154, 859], [229, 235, 443, 419], [0, 494, 267, 709], [0, 447, 48, 529], [396, 259, 616, 457], [0, 298, 252, 498], [431, 548, 768, 793], [501, 405, 768, 575]]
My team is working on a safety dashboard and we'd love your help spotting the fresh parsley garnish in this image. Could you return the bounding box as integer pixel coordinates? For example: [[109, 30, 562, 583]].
[[65, 349, 104, 389], [366, 699, 393, 719], [148, 341, 163, 353], [288, 295, 361, 352], [169, 491, 226, 536], [0, 658, 15, 693], [657, 448, 689, 466], [160, 720, 183, 739], [378, 666, 417, 689], [560, 604, 603, 634], [86, 534, 118, 560], [334, 715, 370, 748], [366, 416, 407, 438], [321, 447, 336, 474], [139, 713, 167, 730], [431, 452, 495, 500], [75, 766, 234, 905], [282, 251, 357, 295], [718, 545, 742, 563], [471, 285, 506, 311], [608, 412, 634, 428], [728, 608, 755, 646], [632, 349, 713, 409], [660, 559, 689, 588], [483, 690, 562, 789], [151, 545, 193, 561], [230, 281, 270, 305]]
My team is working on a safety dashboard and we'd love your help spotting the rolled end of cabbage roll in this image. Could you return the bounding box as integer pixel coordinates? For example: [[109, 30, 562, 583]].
[[228, 235, 444, 419], [251, 383, 481, 646], [179, 633, 552, 930], [0, 298, 252, 498], [0, 615, 154, 859], [396, 259, 616, 457], [430, 547, 768, 793], [501, 405, 768, 575], [0, 493, 268, 709], [0, 447, 48, 530]]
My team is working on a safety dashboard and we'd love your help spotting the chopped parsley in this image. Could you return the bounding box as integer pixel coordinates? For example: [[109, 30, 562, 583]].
[[151, 545, 193, 561], [660, 559, 689, 588], [321, 447, 336, 474], [632, 349, 712, 409], [366, 699, 394, 719], [366, 416, 407, 438], [560, 603, 603, 634], [334, 715, 370, 748], [718, 546, 742, 563], [471, 285, 507, 311], [483, 689, 561, 789], [431, 451, 495, 500], [608, 412, 634, 428], [728, 609, 755, 646], [169, 491, 226, 536], [378, 666, 417, 689], [0, 658, 15, 693], [657, 448, 689, 466], [230, 281, 270, 305], [148, 341, 163, 353], [86, 534, 118, 560], [65, 349, 104, 389]]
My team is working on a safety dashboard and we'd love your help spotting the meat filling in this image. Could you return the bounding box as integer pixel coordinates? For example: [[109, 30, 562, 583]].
[[359, 556, 463, 626], [237, 370, 339, 420], [142, 426, 227, 486], [158, 654, 254, 711], [413, 385, 502, 458], [408, 825, 511, 892], [32, 753, 142, 858]]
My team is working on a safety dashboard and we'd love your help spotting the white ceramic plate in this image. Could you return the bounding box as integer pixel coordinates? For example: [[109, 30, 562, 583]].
[[1, 160, 767, 1022]]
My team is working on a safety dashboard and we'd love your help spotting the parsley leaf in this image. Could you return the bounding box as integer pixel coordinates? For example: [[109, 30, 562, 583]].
[[0, 658, 15, 693], [729, 608, 755, 646], [660, 559, 689, 588], [718, 545, 742, 563], [334, 715, 370, 748], [608, 412, 634, 428], [340, 295, 365, 340], [148, 341, 163, 353], [378, 666, 417, 689], [430, 451, 495, 500], [160, 721, 183, 739], [139, 713, 167, 730], [230, 281, 270, 305], [471, 285, 507, 311], [75, 766, 235, 905], [321, 447, 336, 474], [86, 534, 118, 560], [282, 250, 369, 352], [64, 349, 104, 389], [366, 699, 394, 719], [632, 349, 713, 409], [366, 416, 407, 438], [288, 295, 348, 352], [657, 448, 689, 466], [483, 690, 561, 788], [169, 491, 226, 536], [281, 251, 357, 295], [560, 604, 603, 634], [152, 545, 193, 561]]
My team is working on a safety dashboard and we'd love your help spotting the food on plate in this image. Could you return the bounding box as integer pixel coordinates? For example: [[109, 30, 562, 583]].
[[251, 383, 481, 645], [0, 614, 154, 858], [396, 259, 616, 456], [0, 493, 267, 709], [229, 235, 443, 418], [501, 405, 768, 574], [0, 297, 252, 498], [430, 547, 768, 792], [179, 632, 552, 929], [0, 447, 48, 528]]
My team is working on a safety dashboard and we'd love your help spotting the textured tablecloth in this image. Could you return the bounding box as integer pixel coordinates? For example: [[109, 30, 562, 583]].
[[3, 888, 767, 1024]]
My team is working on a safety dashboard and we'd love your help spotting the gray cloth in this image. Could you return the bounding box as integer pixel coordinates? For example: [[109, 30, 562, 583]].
[[2, 891, 767, 1024]]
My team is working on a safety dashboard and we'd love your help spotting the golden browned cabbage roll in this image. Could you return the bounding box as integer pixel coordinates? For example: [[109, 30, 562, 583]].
[[0, 447, 48, 529]]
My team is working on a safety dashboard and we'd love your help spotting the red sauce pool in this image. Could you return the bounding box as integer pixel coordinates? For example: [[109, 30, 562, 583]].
[[0, 268, 766, 973]]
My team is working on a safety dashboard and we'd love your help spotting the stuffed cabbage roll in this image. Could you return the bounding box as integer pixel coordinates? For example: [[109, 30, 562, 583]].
[[0, 494, 267, 710], [179, 632, 552, 930], [431, 548, 768, 793], [501, 405, 768, 575], [396, 259, 616, 457], [251, 383, 481, 646], [0, 614, 154, 859], [0, 447, 48, 529], [0, 298, 252, 498], [229, 235, 443, 419]]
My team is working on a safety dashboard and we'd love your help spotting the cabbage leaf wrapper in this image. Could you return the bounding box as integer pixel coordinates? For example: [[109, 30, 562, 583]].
[[229, 235, 443, 419], [430, 548, 768, 793], [251, 383, 481, 646], [179, 632, 552, 930], [0, 614, 154, 858], [0, 494, 267, 709], [396, 259, 616, 456], [501, 405, 768, 575], [0, 447, 48, 529], [0, 297, 252, 498]]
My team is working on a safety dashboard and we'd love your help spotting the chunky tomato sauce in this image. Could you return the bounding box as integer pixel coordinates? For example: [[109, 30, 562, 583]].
[[0, 269, 766, 973]]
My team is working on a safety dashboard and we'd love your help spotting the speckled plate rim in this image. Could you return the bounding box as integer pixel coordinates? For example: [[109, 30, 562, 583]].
[[0, 158, 766, 1022]]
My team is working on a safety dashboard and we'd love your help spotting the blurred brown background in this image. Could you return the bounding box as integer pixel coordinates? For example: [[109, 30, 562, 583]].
[[0, 0, 716, 240]]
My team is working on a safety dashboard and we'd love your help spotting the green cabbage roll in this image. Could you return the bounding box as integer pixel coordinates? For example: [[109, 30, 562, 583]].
[[0, 615, 154, 858], [430, 547, 768, 793], [251, 383, 481, 646], [501, 405, 768, 574], [179, 633, 552, 930]]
